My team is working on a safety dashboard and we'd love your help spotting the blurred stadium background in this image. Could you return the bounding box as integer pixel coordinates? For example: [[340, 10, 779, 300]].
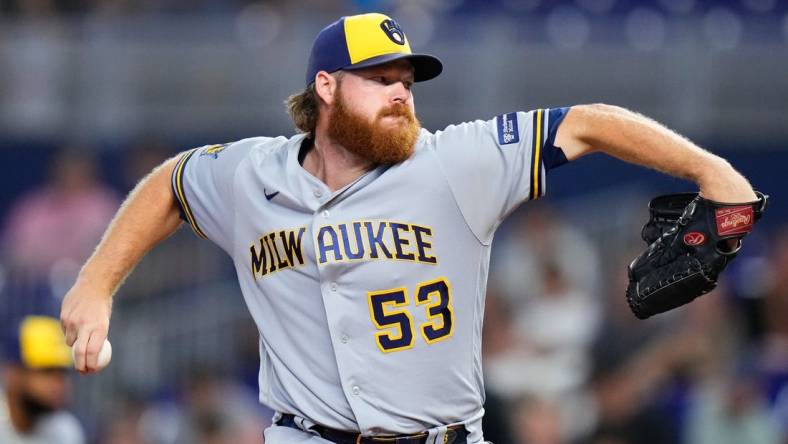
[[1, 0, 787, 443]]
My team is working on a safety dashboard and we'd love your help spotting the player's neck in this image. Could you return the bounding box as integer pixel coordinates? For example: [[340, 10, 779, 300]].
[[303, 134, 375, 191]]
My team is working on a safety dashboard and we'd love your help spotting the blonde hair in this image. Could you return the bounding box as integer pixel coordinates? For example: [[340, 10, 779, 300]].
[[285, 82, 320, 136], [285, 72, 344, 136]]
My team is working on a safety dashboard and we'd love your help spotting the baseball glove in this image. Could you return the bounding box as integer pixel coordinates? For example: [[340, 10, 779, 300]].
[[626, 191, 768, 319]]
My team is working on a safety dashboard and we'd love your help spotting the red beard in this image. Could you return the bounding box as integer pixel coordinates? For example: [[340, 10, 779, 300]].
[[327, 90, 421, 165]]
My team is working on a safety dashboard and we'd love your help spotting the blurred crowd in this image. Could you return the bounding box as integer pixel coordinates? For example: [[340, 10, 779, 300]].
[[0, 143, 785, 444], [483, 203, 788, 444], [0, 143, 269, 444], [2, 0, 787, 17]]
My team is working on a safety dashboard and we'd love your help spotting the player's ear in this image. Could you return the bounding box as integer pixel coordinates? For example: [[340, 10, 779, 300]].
[[314, 70, 339, 106]]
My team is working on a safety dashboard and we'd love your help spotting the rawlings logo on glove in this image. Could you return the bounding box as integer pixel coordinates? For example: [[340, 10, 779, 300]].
[[626, 191, 768, 319], [716, 206, 753, 235]]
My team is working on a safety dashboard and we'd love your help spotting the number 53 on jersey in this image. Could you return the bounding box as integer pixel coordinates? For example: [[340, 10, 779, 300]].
[[367, 277, 454, 353]]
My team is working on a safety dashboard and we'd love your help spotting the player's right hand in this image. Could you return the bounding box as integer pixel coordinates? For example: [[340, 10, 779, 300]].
[[60, 280, 113, 374]]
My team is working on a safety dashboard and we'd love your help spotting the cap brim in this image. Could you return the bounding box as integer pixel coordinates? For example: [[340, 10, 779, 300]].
[[344, 53, 443, 82]]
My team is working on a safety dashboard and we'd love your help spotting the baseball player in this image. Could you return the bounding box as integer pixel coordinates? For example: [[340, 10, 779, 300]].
[[60, 12, 758, 444], [1, 316, 85, 444]]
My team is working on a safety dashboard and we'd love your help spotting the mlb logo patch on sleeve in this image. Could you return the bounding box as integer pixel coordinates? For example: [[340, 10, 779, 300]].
[[497, 112, 519, 145]]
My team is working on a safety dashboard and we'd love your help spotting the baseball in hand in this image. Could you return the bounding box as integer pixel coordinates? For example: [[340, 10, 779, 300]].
[[73, 339, 112, 370]]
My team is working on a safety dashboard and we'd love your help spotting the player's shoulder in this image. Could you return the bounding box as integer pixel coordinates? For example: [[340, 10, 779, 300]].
[[420, 109, 554, 152], [416, 118, 496, 152], [192, 135, 296, 165], [222, 135, 291, 156], [432, 118, 493, 137]]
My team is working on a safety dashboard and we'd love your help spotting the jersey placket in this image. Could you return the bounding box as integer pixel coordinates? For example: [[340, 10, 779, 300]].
[[301, 157, 391, 432]]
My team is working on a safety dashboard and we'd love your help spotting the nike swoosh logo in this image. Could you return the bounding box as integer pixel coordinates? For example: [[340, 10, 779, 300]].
[[264, 189, 279, 201]]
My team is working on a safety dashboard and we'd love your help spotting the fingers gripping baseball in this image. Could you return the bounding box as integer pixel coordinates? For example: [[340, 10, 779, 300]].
[[73, 333, 111, 373], [60, 282, 112, 373]]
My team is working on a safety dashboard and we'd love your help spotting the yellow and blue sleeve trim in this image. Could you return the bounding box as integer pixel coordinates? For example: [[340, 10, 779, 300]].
[[171, 149, 209, 240], [529, 107, 570, 200], [529, 109, 546, 200]]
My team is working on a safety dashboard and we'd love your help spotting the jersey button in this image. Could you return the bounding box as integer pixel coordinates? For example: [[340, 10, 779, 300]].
[[313, 189, 323, 198], [330, 282, 338, 292], [352, 386, 360, 395], [340, 335, 349, 344], [322, 210, 330, 218]]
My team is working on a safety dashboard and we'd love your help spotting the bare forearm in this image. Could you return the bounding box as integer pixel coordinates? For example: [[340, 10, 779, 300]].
[[556, 104, 756, 202], [78, 156, 183, 296]]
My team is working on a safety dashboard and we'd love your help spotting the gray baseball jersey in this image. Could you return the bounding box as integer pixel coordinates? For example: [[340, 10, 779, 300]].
[[171, 108, 569, 442], [0, 392, 85, 444]]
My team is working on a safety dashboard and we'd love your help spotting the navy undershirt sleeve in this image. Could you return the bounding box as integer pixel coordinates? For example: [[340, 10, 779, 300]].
[[543, 107, 570, 170]]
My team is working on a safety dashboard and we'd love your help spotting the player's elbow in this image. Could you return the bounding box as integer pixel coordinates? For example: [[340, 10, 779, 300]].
[[556, 104, 627, 160], [565, 103, 638, 146]]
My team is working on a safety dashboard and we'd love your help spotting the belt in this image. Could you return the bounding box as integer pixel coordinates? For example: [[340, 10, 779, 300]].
[[275, 413, 468, 444]]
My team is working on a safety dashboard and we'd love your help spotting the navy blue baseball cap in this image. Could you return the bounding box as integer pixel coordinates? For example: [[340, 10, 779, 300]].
[[305, 13, 443, 86]]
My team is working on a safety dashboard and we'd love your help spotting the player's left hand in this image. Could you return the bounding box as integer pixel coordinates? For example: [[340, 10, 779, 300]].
[[626, 190, 768, 319], [60, 280, 113, 374]]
